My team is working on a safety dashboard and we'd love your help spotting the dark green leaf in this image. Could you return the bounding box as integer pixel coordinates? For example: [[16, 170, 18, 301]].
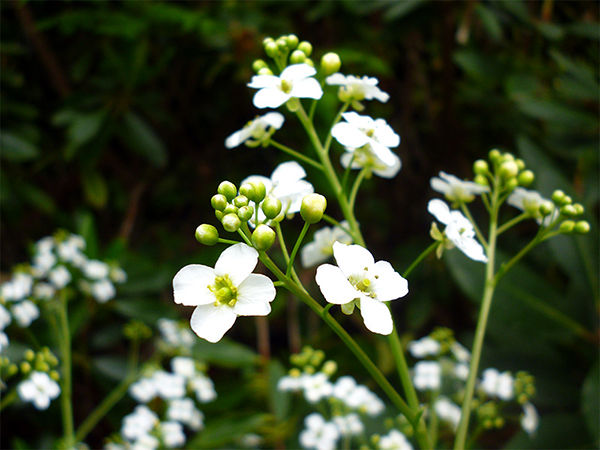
[[81, 168, 109, 209], [0, 131, 40, 162], [582, 360, 600, 445], [268, 359, 290, 421], [383, 0, 429, 22], [120, 111, 168, 167], [64, 110, 107, 160]]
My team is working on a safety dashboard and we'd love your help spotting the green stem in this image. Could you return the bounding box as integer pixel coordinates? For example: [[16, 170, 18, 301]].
[[460, 203, 488, 250], [0, 388, 18, 411], [286, 222, 310, 277], [348, 167, 369, 211], [403, 241, 439, 278], [323, 102, 350, 154], [56, 292, 75, 448], [269, 139, 324, 171], [496, 212, 529, 235]]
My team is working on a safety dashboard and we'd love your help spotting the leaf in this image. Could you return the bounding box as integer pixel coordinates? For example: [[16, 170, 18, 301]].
[[516, 99, 597, 128], [120, 111, 168, 167], [113, 298, 177, 324], [81, 168, 109, 209], [268, 359, 290, 421], [0, 131, 40, 162], [64, 110, 107, 160], [187, 413, 271, 449], [535, 22, 565, 41], [75, 209, 99, 259], [582, 360, 600, 446], [192, 338, 260, 368], [476, 4, 503, 42], [453, 49, 506, 82], [383, 0, 430, 22]]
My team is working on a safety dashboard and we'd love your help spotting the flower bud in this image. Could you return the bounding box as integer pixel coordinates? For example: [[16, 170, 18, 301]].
[[539, 201, 555, 217], [265, 41, 279, 58], [276, 38, 288, 50], [240, 181, 266, 204], [286, 97, 300, 112], [574, 221, 590, 234], [223, 204, 238, 215], [251, 224, 276, 251], [252, 59, 268, 73], [303, 58, 315, 68], [562, 195, 573, 205], [215, 210, 224, 221], [290, 50, 306, 64], [24, 349, 35, 361], [263, 37, 275, 46], [211, 194, 228, 211], [499, 161, 519, 180], [552, 190, 565, 204], [488, 149, 502, 164], [300, 193, 327, 224], [222, 213, 241, 232], [195, 224, 219, 246], [218, 181, 238, 202], [320, 52, 341, 76], [262, 196, 282, 219], [515, 158, 526, 171], [286, 34, 299, 49], [50, 370, 60, 381], [7, 363, 18, 377], [474, 174, 488, 187], [502, 153, 515, 162], [20, 361, 31, 374], [517, 170, 535, 187], [473, 159, 489, 175], [321, 360, 337, 376], [559, 220, 575, 234], [237, 205, 254, 222], [561, 204, 577, 216], [234, 195, 249, 208], [297, 41, 313, 56], [573, 203, 585, 215], [258, 67, 274, 76], [504, 178, 519, 191]]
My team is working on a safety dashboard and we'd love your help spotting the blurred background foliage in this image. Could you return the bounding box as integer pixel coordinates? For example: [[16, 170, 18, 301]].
[[1, 1, 598, 448]]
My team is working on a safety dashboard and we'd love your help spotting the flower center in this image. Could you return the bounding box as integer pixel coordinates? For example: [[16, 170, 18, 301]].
[[366, 128, 375, 138], [280, 79, 293, 94], [208, 275, 238, 307], [348, 268, 377, 298]]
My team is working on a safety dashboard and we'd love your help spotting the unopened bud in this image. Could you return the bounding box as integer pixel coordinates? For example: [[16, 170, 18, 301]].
[[574, 221, 590, 234], [300, 194, 327, 224], [517, 170, 535, 187], [321, 360, 337, 376], [211, 194, 228, 211], [562, 195, 573, 205], [297, 41, 313, 56], [217, 181, 237, 202], [303, 58, 315, 68], [240, 181, 266, 204], [237, 206, 254, 222], [24, 349, 35, 361], [474, 174, 488, 187], [552, 190, 565, 204], [290, 50, 306, 64], [195, 224, 219, 246], [320, 52, 341, 76], [515, 158, 526, 171], [258, 67, 273, 76], [286, 34, 299, 49], [50, 370, 60, 381], [499, 161, 519, 180], [276, 38, 288, 50], [573, 203, 584, 215], [488, 149, 501, 164], [222, 213, 241, 232], [252, 59, 268, 73], [539, 201, 554, 217], [234, 195, 249, 208], [251, 224, 276, 251], [223, 204, 238, 216], [265, 41, 279, 58], [215, 210, 224, 221], [504, 178, 519, 191], [473, 160, 489, 175], [561, 204, 577, 216], [20, 361, 31, 374], [262, 196, 282, 219], [559, 220, 575, 234]]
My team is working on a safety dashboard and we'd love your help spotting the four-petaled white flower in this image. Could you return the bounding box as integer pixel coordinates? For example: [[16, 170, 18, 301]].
[[428, 199, 488, 263], [378, 429, 414, 450], [315, 242, 408, 335], [301, 221, 353, 268], [434, 397, 462, 431], [480, 368, 514, 401], [225, 113, 285, 149], [248, 64, 323, 109], [430, 171, 489, 203], [340, 143, 401, 179], [325, 73, 390, 103], [17, 371, 61, 410], [408, 336, 441, 359], [299, 413, 340, 450], [173, 243, 276, 343], [331, 112, 399, 167], [413, 361, 441, 391], [507, 187, 556, 226]]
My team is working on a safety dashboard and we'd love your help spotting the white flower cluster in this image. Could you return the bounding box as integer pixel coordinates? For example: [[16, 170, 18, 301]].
[[107, 356, 216, 450], [16, 371, 61, 410]]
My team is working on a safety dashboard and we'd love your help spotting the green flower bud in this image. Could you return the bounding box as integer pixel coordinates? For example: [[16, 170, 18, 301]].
[[50, 370, 60, 381], [215, 210, 224, 221], [240, 181, 267, 204], [195, 224, 219, 246], [517, 170, 535, 187], [20, 361, 31, 374], [265, 41, 279, 58], [290, 50, 306, 64], [258, 67, 274, 76], [559, 220, 575, 234], [300, 193, 327, 224], [24, 349, 35, 361], [211, 194, 228, 211], [297, 41, 313, 56], [7, 363, 18, 377], [262, 196, 282, 219], [222, 213, 241, 233], [573, 203, 584, 215], [488, 149, 501, 164], [276, 38, 288, 50], [321, 360, 337, 376], [562, 195, 573, 205], [502, 152, 515, 162], [320, 52, 341, 76], [561, 204, 577, 216], [303, 58, 314, 68], [499, 161, 519, 180], [252, 59, 268, 73], [515, 158, 526, 171], [218, 181, 238, 202], [237, 205, 254, 222], [539, 201, 555, 217], [251, 224, 276, 251], [552, 190, 566, 204], [474, 174, 489, 187], [36, 361, 50, 373], [286, 97, 300, 112], [504, 178, 519, 191], [263, 37, 275, 46], [473, 159, 489, 175], [574, 221, 590, 234], [286, 34, 299, 49], [234, 195, 249, 208]]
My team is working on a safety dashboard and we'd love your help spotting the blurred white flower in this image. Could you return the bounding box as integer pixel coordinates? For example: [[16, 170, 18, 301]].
[[333, 413, 364, 436], [340, 143, 401, 179], [12, 300, 40, 327], [408, 337, 440, 359], [225, 112, 285, 148], [434, 396, 462, 431], [430, 171, 489, 203], [0, 304, 12, 330], [378, 429, 414, 450], [48, 265, 72, 289], [17, 371, 60, 410], [302, 372, 333, 404], [121, 405, 159, 441], [507, 187, 557, 226], [413, 361, 441, 391], [167, 398, 204, 431], [481, 368, 514, 401], [129, 377, 158, 403], [0, 331, 8, 351], [33, 282, 56, 301], [301, 221, 353, 268], [190, 373, 217, 403], [152, 371, 186, 400], [91, 279, 116, 303], [521, 402, 539, 436], [326, 73, 390, 103], [1, 273, 34, 302], [159, 420, 186, 448], [299, 413, 340, 450], [248, 64, 323, 108], [171, 356, 196, 379], [84, 260, 110, 280]]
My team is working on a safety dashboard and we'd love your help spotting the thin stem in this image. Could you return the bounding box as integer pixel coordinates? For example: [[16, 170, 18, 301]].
[[460, 203, 488, 250], [269, 139, 324, 171], [403, 241, 439, 278], [323, 102, 350, 154], [286, 222, 311, 277], [348, 168, 369, 212], [496, 212, 529, 235], [56, 292, 75, 448], [0, 388, 18, 412]]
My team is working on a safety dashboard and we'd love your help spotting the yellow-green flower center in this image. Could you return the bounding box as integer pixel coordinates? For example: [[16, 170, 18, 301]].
[[208, 275, 238, 307], [280, 79, 293, 94], [348, 268, 377, 299]]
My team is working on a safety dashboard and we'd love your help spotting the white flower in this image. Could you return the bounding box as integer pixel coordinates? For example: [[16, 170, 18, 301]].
[[378, 429, 414, 450], [48, 265, 72, 289], [0, 331, 8, 351], [159, 420, 186, 448], [333, 413, 364, 436], [152, 371, 186, 400], [428, 199, 488, 263], [434, 396, 462, 431], [57, 235, 87, 267], [84, 260, 111, 280], [480, 368, 514, 401], [340, 144, 401, 179], [299, 413, 340, 450], [189, 373, 217, 403], [167, 398, 204, 431], [33, 282, 56, 301], [315, 242, 408, 335], [430, 172, 489, 203], [173, 243, 276, 343], [130, 434, 159, 450], [326, 73, 390, 102], [413, 361, 441, 391], [91, 279, 116, 303], [32, 251, 57, 277], [0, 304, 12, 330], [129, 377, 158, 403], [225, 113, 285, 149], [242, 161, 314, 221], [35, 236, 55, 254], [331, 112, 399, 167], [344, 384, 385, 417], [171, 356, 196, 379], [408, 337, 441, 359], [521, 402, 539, 436], [507, 187, 557, 226], [157, 318, 195, 349], [12, 300, 40, 327], [122, 405, 159, 441], [17, 371, 61, 410], [1, 272, 34, 301], [450, 341, 471, 362], [302, 372, 333, 404], [332, 376, 357, 400], [277, 373, 304, 392], [301, 221, 353, 268], [248, 64, 323, 108], [454, 363, 469, 381]]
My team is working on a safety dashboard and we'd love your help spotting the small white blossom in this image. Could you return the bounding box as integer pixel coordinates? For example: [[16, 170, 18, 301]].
[[2, 272, 34, 302], [434, 396, 462, 431], [17, 371, 61, 410], [225, 113, 285, 149], [326, 73, 390, 103], [428, 199, 488, 263], [122, 405, 159, 441], [413, 361, 442, 391], [91, 279, 116, 303], [32, 251, 57, 277], [333, 413, 364, 436], [33, 282, 56, 301], [316, 242, 408, 335], [454, 363, 470, 381], [157, 319, 195, 349], [430, 172, 489, 203], [299, 413, 340, 450], [340, 144, 401, 179], [171, 356, 196, 379], [408, 337, 441, 359], [167, 398, 204, 430], [481, 368, 514, 401], [302, 372, 333, 404], [450, 342, 471, 362], [378, 429, 414, 450], [331, 112, 399, 167], [12, 300, 40, 327], [130, 434, 159, 450], [507, 187, 557, 226], [84, 260, 111, 280], [344, 384, 385, 417], [173, 243, 276, 343], [521, 402, 539, 436], [57, 235, 87, 267], [190, 373, 217, 403], [159, 420, 186, 448], [332, 376, 357, 400], [0, 331, 8, 351], [0, 304, 12, 330], [248, 64, 323, 109], [301, 221, 353, 268], [129, 377, 158, 403], [48, 266, 72, 289], [277, 373, 304, 392], [152, 371, 186, 400]]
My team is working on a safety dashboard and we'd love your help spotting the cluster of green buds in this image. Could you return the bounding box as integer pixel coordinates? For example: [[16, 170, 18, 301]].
[[253, 34, 341, 77], [19, 347, 60, 382], [428, 327, 458, 355], [289, 345, 337, 377], [513, 371, 536, 405], [477, 401, 505, 430], [123, 320, 152, 342], [473, 149, 535, 193], [551, 189, 590, 234], [0, 355, 19, 384]]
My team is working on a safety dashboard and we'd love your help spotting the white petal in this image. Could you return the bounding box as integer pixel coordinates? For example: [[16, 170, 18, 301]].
[[332, 242, 374, 277], [225, 127, 253, 149], [369, 141, 398, 167], [430, 177, 450, 194], [214, 243, 258, 286], [360, 296, 393, 335], [247, 74, 280, 89], [372, 152, 402, 178], [271, 161, 306, 184], [253, 88, 290, 109], [315, 265, 358, 305], [234, 274, 276, 316], [281, 64, 316, 82], [173, 265, 216, 306], [289, 77, 323, 100], [427, 199, 452, 225], [371, 261, 408, 301], [456, 237, 488, 263], [262, 112, 285, 129], [325, 73, 346, 85], [331, 123, 370, 148], [190, 304, 237, 343]]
